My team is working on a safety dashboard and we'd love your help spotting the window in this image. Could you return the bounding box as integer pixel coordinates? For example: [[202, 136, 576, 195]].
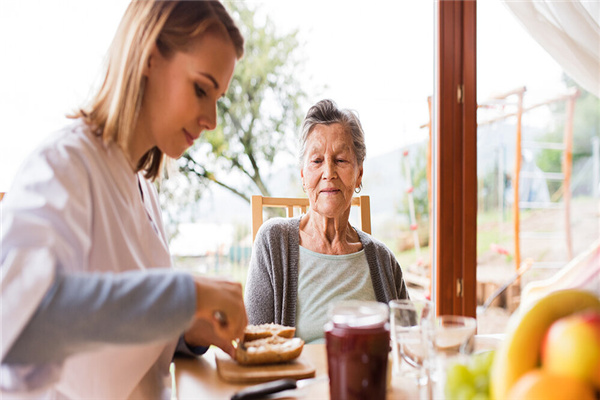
[[476, 0, 599, 333]]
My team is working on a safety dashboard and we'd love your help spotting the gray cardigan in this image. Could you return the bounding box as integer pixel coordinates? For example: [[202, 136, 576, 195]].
[[245, 217, 409, 327]]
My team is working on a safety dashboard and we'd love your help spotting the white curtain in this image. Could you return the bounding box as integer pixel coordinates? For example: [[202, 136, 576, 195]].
[[501, 0, 600, 97]]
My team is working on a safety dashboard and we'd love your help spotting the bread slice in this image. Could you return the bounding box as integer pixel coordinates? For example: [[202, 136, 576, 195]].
[[236, 336, 304, 365], [243, 323, 296, 342]]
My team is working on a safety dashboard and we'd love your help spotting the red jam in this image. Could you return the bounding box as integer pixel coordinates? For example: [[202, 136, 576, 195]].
[[325, 301, 390, 400]]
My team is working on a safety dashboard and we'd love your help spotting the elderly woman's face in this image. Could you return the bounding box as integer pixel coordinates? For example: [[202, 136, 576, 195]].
[[301, 123, 363, 219]]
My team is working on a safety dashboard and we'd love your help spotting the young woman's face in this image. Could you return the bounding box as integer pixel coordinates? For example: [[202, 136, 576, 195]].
[[301, 123, 363, 219], [137, 29, 237, 160]]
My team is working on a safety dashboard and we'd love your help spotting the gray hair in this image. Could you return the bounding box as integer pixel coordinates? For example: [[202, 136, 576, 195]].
[[298, 99, 366, 168]]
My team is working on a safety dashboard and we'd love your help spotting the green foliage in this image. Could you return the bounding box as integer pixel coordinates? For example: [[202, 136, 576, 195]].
[[177, 2, 308, 203]]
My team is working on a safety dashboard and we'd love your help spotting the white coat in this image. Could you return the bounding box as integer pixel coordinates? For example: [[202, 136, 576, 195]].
[[1, 120, 181, 399]]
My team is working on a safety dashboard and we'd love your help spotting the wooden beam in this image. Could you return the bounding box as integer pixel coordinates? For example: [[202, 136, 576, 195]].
[[435, 0, 477, 318]]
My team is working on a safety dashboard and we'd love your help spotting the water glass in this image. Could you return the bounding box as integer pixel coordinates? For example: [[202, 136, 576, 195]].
[[432, 315, 477, 360], [389, 299, 434, 385], [430, 315, 477, 398]]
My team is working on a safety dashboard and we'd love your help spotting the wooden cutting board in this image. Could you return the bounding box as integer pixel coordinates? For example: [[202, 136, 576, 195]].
[[215, 351, 316, 383]]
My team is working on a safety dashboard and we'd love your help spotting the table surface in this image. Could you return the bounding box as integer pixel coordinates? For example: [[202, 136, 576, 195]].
[[173, 343, 420, 400], [173, 335, 503, 399]]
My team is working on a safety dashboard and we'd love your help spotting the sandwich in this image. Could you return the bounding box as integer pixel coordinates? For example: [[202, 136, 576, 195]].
[[242, 323, 296, 341], [235, 323, 304, 365]]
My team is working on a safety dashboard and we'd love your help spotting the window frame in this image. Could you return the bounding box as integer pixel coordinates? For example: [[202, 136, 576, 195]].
[[433, 0, 477, 317]]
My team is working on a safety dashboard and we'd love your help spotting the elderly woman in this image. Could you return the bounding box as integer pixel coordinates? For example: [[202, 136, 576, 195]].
[[245, 99, 409, 343]]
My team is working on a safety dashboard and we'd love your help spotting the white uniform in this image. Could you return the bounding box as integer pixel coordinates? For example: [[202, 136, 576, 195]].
[[1, 120, 179, 399]]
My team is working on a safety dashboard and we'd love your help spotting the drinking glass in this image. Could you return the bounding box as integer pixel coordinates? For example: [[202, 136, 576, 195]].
[[430, 315, 477, 398], [432, 315, 477, 360], [389, 299, 434, 386]]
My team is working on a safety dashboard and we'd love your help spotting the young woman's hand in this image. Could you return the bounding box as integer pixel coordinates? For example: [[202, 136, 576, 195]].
[[183, 277, 247, 357]]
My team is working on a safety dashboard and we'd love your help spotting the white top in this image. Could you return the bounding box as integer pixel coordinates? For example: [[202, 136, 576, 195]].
[[295, 246, 376, 344], [0, 120, 182, 399]]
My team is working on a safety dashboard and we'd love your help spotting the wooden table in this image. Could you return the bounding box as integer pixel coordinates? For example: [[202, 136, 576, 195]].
[[173, 344, 419, 399]]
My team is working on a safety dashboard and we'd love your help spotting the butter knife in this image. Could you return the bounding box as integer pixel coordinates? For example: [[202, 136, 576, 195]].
[[230, 376, 327, 400]]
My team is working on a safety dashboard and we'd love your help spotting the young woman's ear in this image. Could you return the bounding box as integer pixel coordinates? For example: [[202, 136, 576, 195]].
[[143, 44, 159, 77]]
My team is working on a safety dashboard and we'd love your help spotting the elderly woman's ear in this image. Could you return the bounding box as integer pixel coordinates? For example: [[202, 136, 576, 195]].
[[355, 168, 364, 193]]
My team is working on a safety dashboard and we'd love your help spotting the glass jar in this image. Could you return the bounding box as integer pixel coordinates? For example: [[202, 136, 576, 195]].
[[325, 301, 390, 400]]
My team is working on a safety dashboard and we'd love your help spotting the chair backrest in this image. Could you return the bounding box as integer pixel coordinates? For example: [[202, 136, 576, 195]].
[[251, 195, 371, 242], [0, 192, 5, 202]]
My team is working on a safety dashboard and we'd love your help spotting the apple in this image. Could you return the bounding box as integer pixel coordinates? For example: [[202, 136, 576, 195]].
[[541, 310, 600, 389]]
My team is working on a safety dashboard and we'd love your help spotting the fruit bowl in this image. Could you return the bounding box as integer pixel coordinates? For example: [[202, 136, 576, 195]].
[[489, 289, 600, 400]]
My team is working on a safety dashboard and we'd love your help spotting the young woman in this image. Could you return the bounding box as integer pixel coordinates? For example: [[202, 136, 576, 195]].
[[1, 2, 247, 398]]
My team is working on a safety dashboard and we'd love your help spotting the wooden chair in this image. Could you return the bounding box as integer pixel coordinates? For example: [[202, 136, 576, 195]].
[[251, 195, 371, 242], [0, 192, 5, 202]]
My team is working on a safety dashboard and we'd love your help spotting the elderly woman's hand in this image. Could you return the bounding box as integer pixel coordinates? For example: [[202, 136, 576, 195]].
[[184, 277, 247, 358]]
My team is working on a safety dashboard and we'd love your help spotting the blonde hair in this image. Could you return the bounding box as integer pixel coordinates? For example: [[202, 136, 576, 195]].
[[74, 0, 244, 180]]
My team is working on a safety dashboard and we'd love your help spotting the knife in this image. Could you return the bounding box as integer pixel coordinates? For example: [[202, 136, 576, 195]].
[[230, 376, 327, 400], [213, 310, 247, 357], [215, 310, 248, 352]]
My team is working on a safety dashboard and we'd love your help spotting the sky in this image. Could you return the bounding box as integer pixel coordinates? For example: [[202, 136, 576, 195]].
[[0, 0, 565, 192]]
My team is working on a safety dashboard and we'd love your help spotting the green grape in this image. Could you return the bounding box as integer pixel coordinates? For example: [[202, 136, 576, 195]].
[[445, 351, 495, 399], [445, 363, 473, 397], [454, 384, 477, 400], [472, 371, 489, 393], [471, 393, 490, 400], [471, 350, 495, 373]]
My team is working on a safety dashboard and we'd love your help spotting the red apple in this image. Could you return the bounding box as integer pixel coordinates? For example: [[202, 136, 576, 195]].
[[541, 310, 600, 389]]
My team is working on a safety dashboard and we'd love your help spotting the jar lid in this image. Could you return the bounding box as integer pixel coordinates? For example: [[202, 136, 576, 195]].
[[328, 300, 389, 328]]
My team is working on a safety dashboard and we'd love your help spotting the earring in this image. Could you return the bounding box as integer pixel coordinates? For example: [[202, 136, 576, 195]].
[[354, 184, 362, 194]]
